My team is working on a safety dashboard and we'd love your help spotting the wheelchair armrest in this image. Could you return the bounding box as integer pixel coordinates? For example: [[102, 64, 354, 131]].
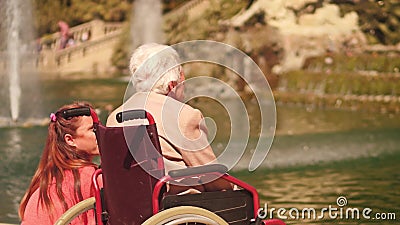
[[168, 164, 228, 178]]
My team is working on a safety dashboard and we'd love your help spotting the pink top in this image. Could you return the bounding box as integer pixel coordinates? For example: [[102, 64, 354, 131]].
[[21, 166, 97, 225]]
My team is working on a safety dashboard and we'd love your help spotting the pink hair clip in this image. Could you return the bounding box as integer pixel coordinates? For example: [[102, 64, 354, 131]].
[[50, 113, 57, 122]]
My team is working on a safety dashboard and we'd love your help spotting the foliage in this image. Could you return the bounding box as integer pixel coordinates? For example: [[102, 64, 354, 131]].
[[281, 69, 400, 96], [304, 53, 400, 73], [163, 0, 187, 13], [33, 0, 132, 36], [29, 0, 400, 73], [164, 0, 247, 44], [32, 0, 400, 44], [111, 23, 132, 73], [333, 0, 400, 45]]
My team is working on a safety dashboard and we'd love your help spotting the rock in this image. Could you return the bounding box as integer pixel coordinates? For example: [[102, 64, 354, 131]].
[[228, 0, 366, 72]]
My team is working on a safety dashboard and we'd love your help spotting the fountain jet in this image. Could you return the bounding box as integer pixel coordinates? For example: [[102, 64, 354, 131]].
[[1, 0, 43, 125], [6, 0, 22, 121], [131, 0, 164, 49]]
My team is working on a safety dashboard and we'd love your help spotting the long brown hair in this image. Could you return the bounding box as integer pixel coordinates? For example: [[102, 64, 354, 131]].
[[19, 102, 97, 221]]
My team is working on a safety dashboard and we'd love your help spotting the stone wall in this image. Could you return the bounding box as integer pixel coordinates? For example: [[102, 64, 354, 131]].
[[37, 20, 123, 75]]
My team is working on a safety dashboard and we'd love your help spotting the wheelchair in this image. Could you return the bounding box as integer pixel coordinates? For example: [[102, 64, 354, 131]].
[[54, 107, 286, 225]]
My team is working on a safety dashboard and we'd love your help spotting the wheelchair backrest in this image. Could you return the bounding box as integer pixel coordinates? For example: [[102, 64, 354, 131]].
[[95, 110, 164, 224]]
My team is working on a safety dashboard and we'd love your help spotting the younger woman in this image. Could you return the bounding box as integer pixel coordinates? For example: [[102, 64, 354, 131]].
[[19, 102, 99, 225]]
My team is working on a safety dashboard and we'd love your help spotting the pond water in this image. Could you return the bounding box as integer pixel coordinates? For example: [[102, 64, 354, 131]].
[[0, 76, 399, 224]]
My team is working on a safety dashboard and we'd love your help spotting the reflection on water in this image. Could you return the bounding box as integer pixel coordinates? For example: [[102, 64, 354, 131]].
[[0, 117, 49, 128], [0, 126, 47, 223], [235, 152, 400, 224], [1, 129, 22, 222], [0, 77, 399, 224], [258, 128, 400, 169]]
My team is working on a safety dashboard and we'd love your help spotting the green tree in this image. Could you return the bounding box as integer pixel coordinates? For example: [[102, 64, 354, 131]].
[[334, 0, 400, 45], [33, 0, 132, 36]]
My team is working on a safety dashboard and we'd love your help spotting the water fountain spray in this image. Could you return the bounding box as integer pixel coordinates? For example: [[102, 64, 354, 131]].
[[1, 0, 43, 126], [6, 0, 22, 122], [131, 0, 164, 49]]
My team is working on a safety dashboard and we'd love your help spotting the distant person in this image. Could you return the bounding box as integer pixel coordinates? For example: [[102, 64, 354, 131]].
[[66, 34, 75, 48], [106, 43, 232, 193], [36, 38, 42, 53], [81, 31, 91, 42], [19, 102, 99, 225], [58, 21, 69, 49]]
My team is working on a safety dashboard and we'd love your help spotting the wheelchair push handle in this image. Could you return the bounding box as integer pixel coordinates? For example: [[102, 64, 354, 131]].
[[61, 107, 99, 123], [116, 110, 155, 125], [62, 107, 91, 119]]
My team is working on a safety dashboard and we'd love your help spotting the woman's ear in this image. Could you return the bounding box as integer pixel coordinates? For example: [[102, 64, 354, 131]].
[[64, 134, 76, 147], [168, 80, 177, 92]]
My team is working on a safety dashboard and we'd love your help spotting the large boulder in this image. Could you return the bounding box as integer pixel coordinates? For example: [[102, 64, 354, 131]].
[[229, 0, 367, 72]]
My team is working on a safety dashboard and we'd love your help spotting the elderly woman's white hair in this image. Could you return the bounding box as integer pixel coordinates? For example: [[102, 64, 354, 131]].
[[129, 43, 181, 95]]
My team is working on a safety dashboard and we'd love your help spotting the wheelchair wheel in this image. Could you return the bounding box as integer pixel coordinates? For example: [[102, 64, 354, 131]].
[[142, 206, 228, 225], [54, 197, 95, 225]]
